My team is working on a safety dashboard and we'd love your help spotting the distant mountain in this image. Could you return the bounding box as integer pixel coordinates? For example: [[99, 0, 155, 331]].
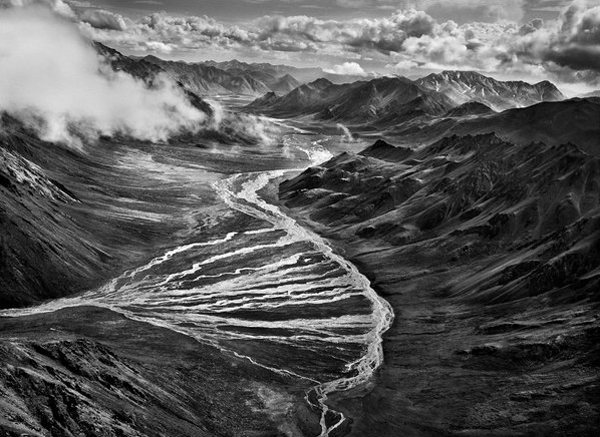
[[94, 43, 212, 115], [247, 76, 455, 126], [142, 56, 304, 96], [142, 56, 269, 96], [203, 59, 322, 84], [582, 90, 600, 98], [416, 71, 565, 111], [95, 42, 163, 84], [203, 59, 372, 86], [270, 73, 302, 94], [445, 101, 494, 117], [455, 97, 600, 157], [390, 97, 600, 157], [246, 78, 351, 116]]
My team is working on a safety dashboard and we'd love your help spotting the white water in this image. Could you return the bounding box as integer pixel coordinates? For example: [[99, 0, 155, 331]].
[[1, 143, 394, 436], [217, 170, 394, 435]]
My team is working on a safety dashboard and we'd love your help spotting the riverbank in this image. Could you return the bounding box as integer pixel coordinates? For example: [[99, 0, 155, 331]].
[[276, 137, 600, 436], [0, 306, 323, 436]]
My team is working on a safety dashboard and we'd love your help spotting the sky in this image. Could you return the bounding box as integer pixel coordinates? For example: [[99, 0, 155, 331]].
[[2, 0, 600, 92]]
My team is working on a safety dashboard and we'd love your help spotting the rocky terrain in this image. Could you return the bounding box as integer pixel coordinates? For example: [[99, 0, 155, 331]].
[[2, 38, 599, 437], [0, 109, 328, 436], [0, 94, 290, 309], [0, 306, 318, 437], [391, 97, 600, 157], [416, 70, 565, 111], [94, 43, 213, 115], [95, 44, 305, 98], [246, 72, 569, 129], [143, 56, 304, 97], [203, 59, 368, 86], [278, 130, 600, 435], [247, 76, 455, 126]]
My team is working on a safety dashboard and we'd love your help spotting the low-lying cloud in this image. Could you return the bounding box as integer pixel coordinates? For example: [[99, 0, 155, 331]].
[[324, 62, 368, 76], [0, 5, 207, 147]]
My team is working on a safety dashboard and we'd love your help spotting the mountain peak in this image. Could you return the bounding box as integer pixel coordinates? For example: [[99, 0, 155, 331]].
[[308, 78, 334, 89], [438, 70, 487, 80], [417, 70, 565, 110]]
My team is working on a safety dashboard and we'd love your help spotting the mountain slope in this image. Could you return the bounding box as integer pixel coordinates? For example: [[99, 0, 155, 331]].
[[270, 73, 302, 94], [278, 133, 600, 436], [0, 307, 316, 437], [417, 70, 565, 111], [143, 56, 272, 96], [445, 100, 495, 117], [94, 42, 164, 85], [247, 76, 455, 126], [393, 97, 600, 157], [203, 59, 322, 84], [246, 78, 353, 116], [144, 56, 304, 96], [94, 43, 213, 115]]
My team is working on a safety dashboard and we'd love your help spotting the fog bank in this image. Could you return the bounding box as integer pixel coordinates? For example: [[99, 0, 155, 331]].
[[0, 5, 207, 147]]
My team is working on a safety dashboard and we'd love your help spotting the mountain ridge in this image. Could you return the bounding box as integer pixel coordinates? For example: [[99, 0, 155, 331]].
[[246, 71, 568, 126], [416, 70, 566, 111], [247, 75, 456, 125]]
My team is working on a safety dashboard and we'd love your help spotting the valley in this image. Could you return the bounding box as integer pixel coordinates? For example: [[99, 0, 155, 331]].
[[1, 16, 599, 436]]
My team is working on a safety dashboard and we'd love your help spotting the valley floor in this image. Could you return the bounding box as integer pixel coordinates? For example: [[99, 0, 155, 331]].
[[1, 105, 599, 436]]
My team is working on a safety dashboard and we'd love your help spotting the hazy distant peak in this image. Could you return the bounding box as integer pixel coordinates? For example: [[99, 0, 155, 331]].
[[417, 70, 565, 111], [445, 100, 495, 117], [308, 78, 334, 88]]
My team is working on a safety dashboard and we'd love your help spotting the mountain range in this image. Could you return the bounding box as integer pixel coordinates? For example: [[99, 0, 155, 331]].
[[279, 131, 600, 436], [2, 42, 599, 437], [96, 43, 303, 97], [144, 56, 302, 96], [391, 97, 600, 157], [247, 76, 456, 124], [246, 70, 568, 126], [416, 70, 565, 111], [97, 42, 568, 117]]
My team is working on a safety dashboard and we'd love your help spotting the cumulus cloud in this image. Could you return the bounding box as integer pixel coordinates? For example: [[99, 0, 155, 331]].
[[80, 11, 253, 53], [80, 9, 127, 31], [254, 10, 438, 53], [425, 0, 525, 23], [10, 0, 596, 87], [324, 61, 368, 75], [0, 0, 75, 17], [0, 5, 206, 147], [79, 8, 444, 56], [506, 0, 600, 74]]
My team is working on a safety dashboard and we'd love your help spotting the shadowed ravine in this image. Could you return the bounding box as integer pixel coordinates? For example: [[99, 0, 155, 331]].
[[1, 155, 394, 436]]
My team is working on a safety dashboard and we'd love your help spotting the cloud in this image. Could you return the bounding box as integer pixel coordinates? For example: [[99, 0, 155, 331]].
[[507, 1, 600, 73], [0, 0, 75, 17], [80, 9, 128, 31], [10, 0, 595, 87], [144, 40, 174, 54], [0, 5, 206, 147], [426, 1, 525, 23], [255, 9, 438, 53], [387, 58, 420, 70], [79, 8, 443, 56], [324, 61, 368, 75]]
